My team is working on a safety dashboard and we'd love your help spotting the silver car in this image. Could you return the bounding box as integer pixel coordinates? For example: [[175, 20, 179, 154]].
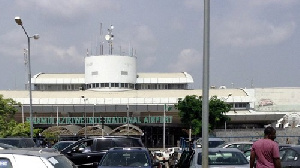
[[217, 141, 253, 152], [190, 148, 249, 168]]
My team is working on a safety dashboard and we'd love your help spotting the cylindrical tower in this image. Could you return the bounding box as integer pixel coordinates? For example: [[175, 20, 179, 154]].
[[85, 55, 137, 90]]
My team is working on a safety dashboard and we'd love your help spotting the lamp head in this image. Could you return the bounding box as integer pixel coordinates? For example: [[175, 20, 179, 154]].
[[33, 34, 40, 40], [15, 16, 22, 25]]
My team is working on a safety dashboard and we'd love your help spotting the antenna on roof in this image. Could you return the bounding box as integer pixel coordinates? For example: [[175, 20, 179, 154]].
[[100, 22, 104, 55], [105, 25, 114, 55]]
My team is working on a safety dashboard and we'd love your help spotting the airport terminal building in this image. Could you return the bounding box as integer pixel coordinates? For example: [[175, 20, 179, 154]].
[[1, 53, 300, 147]]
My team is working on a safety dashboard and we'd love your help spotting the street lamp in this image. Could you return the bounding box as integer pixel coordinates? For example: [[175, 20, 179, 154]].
[[15, 16, 39, 140], [81, 96, 88, 138]]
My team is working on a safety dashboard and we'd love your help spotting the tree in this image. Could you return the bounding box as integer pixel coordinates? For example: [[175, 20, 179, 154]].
[[0, 94, 41, 138], [176, 95, 231, 135], [0, 94, 20, 137]]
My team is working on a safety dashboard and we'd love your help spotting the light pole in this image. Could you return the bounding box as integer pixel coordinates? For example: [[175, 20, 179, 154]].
[[15, 16, 39, 140], [81, 96, 88, 138]]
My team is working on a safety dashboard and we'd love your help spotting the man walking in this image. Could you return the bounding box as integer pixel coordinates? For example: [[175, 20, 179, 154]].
[[250, 126, 281, 168]]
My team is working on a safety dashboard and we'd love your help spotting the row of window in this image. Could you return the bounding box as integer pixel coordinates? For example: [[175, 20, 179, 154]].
[[34, 83, 189, 91]]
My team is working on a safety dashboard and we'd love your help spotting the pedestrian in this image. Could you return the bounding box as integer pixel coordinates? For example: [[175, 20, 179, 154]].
[[250, 126, 281, 168]]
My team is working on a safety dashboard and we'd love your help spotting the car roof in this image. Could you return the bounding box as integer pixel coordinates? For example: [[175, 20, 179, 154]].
[[88, 135, 141, 140], [195, 147, 243, 153], [108, 147, 148, 151], [0, 149, 63, 158], [55, 141, 76, 143], [0, 138, 32, 140], [196, 138, 224, 142], [280, 145, 300, 152], [224, 141, 253, 144]]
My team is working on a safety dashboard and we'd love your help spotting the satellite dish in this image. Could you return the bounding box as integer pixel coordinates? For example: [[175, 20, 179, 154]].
[[111, 25, 114, 29], [105, 34, 110, 41]]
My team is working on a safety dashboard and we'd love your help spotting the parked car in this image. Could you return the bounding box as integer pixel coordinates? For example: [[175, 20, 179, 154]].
[[98, 147, 159, 168], [217, 141, 253, 152], [278, 144, 292, 150], [152, 150, 167, 167], [60, 136, 144, 168], [0, 143, 17, 150], [189, 148, 249, 168], [0, 149, 77, 168], [0, 137, 35, 148], [280, 146, 300, 168], [195, 138, 225, 148], [52, 141, 77, 151]]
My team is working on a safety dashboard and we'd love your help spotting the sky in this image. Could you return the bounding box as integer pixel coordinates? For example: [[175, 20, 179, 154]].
[[0, 0, 299, 90]]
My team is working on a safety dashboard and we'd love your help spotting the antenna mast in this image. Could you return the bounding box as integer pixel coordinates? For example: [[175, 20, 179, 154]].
[[100, 23, 104, 55], [105, 25, 114, 55]]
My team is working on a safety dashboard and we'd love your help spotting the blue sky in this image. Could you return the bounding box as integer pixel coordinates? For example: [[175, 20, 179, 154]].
[[0, 0, 299, 90]]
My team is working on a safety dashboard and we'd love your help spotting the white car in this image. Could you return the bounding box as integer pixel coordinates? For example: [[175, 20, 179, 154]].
[[0, 149, 77, 168]]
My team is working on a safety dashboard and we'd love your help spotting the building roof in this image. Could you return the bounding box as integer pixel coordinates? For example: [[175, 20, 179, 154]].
[[0, 89, 247, 105], [31, 72, 194, 84]]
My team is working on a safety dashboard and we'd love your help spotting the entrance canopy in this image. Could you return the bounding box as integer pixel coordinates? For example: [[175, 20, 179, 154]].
[[110, 124, 143, 136]]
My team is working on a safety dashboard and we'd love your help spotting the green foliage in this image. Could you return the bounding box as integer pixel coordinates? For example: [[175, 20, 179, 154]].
[[0, 95, 20, 137], [0, 94, 41, 138], [176, 95, 231, 135], [42, 130, 60, 142]]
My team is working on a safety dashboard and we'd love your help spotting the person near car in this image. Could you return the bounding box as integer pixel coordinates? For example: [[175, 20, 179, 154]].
[[250, 126, 281, 168]]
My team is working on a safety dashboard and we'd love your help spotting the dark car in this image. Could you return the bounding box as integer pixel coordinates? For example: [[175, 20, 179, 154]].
[[280, 146, 300, 168], [98, 147, 159, 168], [0, 138, 35, 148], [60, 136, 144, 168]]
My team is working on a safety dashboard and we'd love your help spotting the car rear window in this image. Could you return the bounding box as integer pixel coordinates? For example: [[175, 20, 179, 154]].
[[100, 150, 150, 167], [94, 138, 143, 151], [197, 151, 249, 165]]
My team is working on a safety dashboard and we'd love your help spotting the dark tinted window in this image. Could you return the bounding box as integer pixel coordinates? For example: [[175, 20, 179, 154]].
[[114, 138, 143, 147], [209, 141, 225, 148], [95, 139, 113, 151], [94, 138, 143, 151], [0, 139, 19, 147], [100, 150, 150, 167]]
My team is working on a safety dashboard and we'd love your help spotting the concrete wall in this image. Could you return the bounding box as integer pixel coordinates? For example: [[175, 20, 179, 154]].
[[215, 127, 300, 145]]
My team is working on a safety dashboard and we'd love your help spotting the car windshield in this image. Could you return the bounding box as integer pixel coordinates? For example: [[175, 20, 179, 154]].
[[100, 150, 150, 167], [53, 142, 74, 151], [47, 155, 77, 168], [197, 151, 249, 165]]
